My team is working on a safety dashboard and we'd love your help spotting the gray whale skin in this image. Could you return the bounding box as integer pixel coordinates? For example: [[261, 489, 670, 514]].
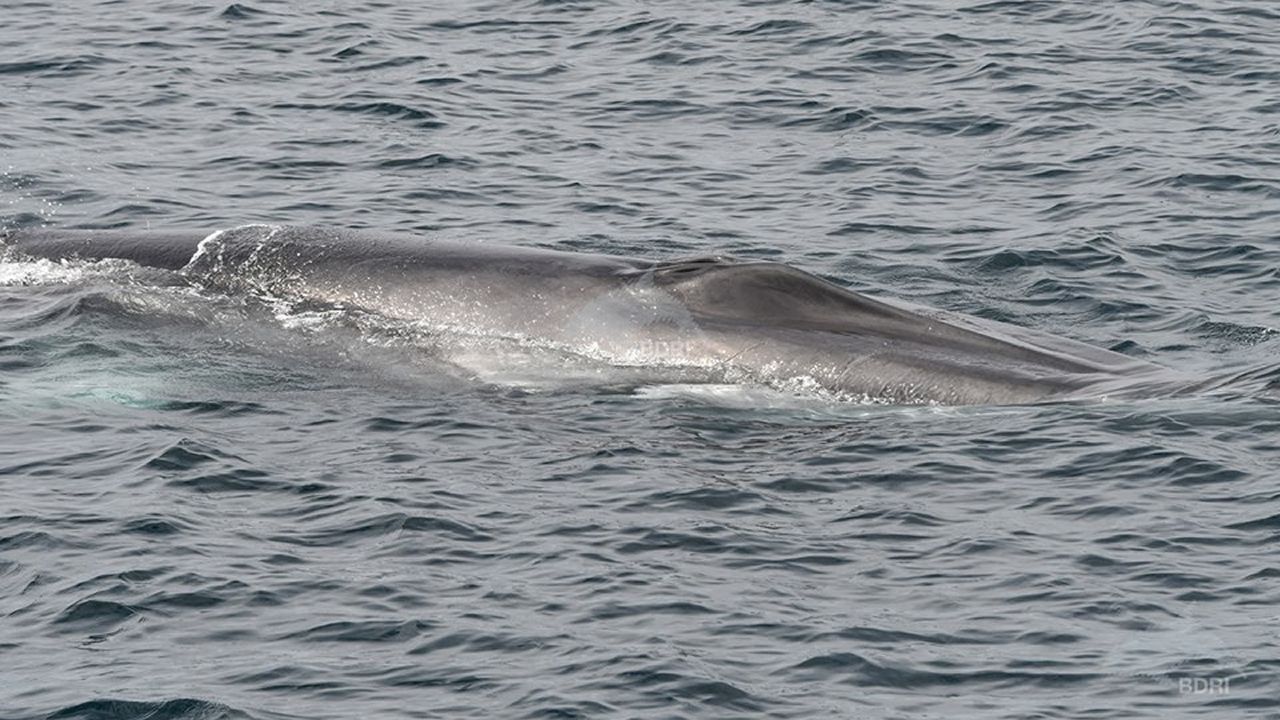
[[2, 224, 1175, 405]]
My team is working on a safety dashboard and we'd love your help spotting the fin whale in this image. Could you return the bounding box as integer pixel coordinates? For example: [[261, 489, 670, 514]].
[[1, 224, 1173, 405]]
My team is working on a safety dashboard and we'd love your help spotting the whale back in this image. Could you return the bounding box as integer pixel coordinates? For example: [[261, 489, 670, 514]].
[[2, 228, 208, 271], [1, 225, 1170, 404]]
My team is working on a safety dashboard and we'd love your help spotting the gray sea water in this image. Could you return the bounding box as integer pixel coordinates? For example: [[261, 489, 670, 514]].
[[2, 1, 1280, 718]]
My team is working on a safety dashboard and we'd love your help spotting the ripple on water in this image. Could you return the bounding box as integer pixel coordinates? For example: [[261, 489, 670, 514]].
[[3, 0, 1280, 718], [47, 698, 256, 720]]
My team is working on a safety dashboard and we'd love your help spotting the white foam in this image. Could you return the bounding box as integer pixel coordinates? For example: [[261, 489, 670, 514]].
[[0, 255, 146, 287]]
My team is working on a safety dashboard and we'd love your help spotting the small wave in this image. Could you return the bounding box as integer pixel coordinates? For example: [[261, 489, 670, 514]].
[[284, 619, 435, 644], [268, 101, 444, 129], [0, 55, 112, 77], [789, 650, 1098, 689], [52, 598, 142, 630], [219, 3, 267, 20], [46, 698, 253, 720]]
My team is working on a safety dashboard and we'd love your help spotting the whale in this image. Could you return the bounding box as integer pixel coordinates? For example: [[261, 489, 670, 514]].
[[0, 224, 1176, 405]]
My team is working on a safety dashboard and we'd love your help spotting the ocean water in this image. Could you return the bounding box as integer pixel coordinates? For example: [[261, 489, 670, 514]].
[[2, 1, 1279, 718]]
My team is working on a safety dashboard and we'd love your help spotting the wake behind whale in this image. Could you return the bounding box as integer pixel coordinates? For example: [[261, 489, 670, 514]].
[[1, 224, 1184, 405]]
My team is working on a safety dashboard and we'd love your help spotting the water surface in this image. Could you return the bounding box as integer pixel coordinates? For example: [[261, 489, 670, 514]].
[[2, 1, 1279, 718]]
